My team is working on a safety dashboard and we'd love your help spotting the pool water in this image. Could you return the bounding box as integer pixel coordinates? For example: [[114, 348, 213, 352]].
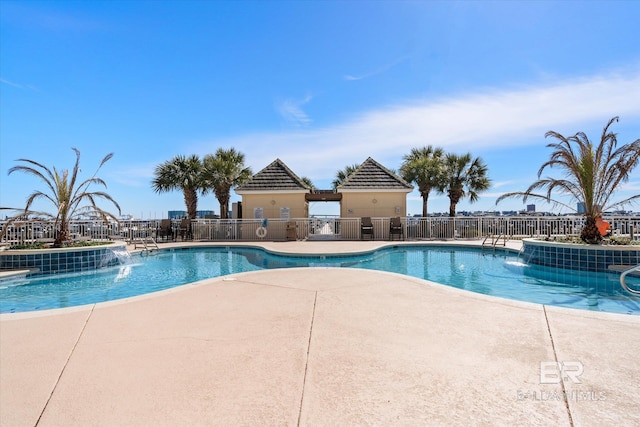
[[1, 246, 638, 314]]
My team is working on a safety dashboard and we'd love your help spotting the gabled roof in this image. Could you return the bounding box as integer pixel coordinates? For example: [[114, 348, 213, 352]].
[[235, 158, 310, 192], [338, 157, 413, 191]]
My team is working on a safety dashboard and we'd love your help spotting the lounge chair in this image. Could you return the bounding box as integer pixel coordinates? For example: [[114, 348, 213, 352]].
[[157, 219, 174, 241], [361, 217, 374, 240], [179, 218, 192, 240], [389, 217, 403, 240]]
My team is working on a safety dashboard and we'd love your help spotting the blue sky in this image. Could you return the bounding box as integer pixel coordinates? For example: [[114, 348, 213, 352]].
[[1, 0, 639, 219]]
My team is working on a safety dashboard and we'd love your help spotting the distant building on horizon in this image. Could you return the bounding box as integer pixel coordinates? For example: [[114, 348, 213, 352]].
[[168, 210, 216, 219], [526, 204, 535, 212]]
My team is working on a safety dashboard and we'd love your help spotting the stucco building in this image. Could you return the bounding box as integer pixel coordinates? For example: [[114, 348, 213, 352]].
[[235, 157, 413, 220], [235, 159, 311, 220], [337, 157, 413, 218]]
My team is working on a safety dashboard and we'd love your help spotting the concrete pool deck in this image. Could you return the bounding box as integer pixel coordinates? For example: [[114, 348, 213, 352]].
[[1, 240, 639, 426]]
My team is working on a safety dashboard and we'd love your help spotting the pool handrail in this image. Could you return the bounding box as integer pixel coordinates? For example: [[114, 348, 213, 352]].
[[620, 264, 640, 296], [482, 233, 506, 252]]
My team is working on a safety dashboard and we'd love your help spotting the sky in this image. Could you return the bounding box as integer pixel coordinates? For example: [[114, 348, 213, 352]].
[[1, 0, 639, 219]]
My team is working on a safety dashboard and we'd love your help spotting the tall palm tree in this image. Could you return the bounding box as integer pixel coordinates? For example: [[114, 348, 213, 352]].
[[332, 163, 359, 189], [152, 154, 203, 220], [497, 116, 640, 243], [1, 148, 121, 247], [202, 148, 252, 219], [400, 145, 445, 217], [440, 153, 490, 217]]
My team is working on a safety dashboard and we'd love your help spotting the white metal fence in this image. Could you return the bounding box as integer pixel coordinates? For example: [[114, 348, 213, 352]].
[[1, 216, 638, 245]]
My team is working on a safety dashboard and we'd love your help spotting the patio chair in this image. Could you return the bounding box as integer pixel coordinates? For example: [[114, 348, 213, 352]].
[[157, 219, 174, 241], [179, 218, 192, 240], [389, 217, 403, 240], [361, 217, 374, 240]]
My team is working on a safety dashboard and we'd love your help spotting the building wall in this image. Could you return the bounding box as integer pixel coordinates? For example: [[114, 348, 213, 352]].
[[240, 193, 308, 219], [239, 191, 409, 219], [340, 192, 408, 218]]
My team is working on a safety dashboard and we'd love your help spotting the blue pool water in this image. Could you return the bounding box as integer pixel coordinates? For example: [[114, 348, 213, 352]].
[[1, 246, 639, 314]]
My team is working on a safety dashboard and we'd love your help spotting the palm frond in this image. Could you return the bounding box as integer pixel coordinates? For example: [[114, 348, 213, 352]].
[[4, 148, 121, 245], [606, 194, 640, 211], [498, 117, 639, 241]]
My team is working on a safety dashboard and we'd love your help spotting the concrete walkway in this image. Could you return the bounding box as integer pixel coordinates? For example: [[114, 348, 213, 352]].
[[1, 241, 639, 426]]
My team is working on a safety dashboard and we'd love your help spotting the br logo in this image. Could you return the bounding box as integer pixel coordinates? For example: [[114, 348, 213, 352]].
[[539, 361, 583, 384]]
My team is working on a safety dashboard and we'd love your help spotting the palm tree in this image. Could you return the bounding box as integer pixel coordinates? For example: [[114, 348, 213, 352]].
[[202, 148, 252, 219], [400, 145, 445, 217], [440, 153, 490, 217], [300, 176, 314, 190], [496, 116, 640, 243], [1, 148, 121, 247], [152, 154, 203, 219], [332, 163, 359, 189]]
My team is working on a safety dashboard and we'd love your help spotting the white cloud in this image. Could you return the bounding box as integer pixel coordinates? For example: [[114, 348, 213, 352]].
[[491, 180, 518, 189], [275, 94, 313, 127], [619, 181, 640, 192], [0, 78, 23, 88], [0, 77, 37, 91], [343, 55, 410, 81], [193, 69, 640, 184]]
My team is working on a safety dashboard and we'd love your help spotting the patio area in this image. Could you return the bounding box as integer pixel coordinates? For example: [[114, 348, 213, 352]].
[[1, 241, 639, 426]]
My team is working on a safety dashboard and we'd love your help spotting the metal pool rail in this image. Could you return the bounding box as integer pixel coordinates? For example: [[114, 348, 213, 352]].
[[620, 264, 640, 296]]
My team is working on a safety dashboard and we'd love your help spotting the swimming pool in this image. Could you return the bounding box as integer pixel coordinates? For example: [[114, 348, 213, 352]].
[[1, 245, 638, 314]]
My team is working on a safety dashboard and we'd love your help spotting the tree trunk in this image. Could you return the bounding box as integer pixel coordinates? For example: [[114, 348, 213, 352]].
[[219, 202, 228, 219], [448, 190, 461, 217], [421, 192, 429, 217], [580, 217, 602, 244], [184, 188, 198, 219], [54, 226, 70, 247], [216, 185, 232, 219], [217, 192, 230, 219]]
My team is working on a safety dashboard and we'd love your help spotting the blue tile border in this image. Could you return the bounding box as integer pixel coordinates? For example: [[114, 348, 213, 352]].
[[0, 243, 128, 276], [522, 238, 640, 273]]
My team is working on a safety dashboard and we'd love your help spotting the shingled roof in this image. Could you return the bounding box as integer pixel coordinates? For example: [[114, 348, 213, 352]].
[[338, 157, 413, 191], [235, 158, 310, 192]]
